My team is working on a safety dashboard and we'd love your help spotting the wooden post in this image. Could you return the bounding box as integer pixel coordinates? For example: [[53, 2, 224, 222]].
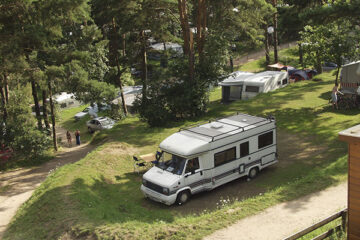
[[342, 210, 347, 232], [339, 125, 360, 240]]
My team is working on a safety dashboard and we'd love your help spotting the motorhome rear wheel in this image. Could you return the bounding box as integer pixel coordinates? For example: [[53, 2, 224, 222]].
[[248, 167, 259, 179]]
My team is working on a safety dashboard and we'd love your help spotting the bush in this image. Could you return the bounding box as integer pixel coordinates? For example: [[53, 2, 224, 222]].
[[0, 88, 51, 160], [12, 127, 51, 158]]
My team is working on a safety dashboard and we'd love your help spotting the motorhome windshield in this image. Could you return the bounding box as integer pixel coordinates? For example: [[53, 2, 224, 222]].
[[157, 152, 186, 175]]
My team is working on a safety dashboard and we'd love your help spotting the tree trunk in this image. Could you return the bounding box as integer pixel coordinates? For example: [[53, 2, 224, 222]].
[[31, 79, 42, 129], [112, 18, 128, 115], [273, 0, 278, 63], [188, 30, 195, 82], [48, 80, 57, 151], [140, 30, 148, 104], [230, 56, 234, 72], [335, 66, 341, 85], [178, 0, 190, 56], [196, 0, 207, 57], [42, 90, 50, 129], [315, 53, 322, 74], [3, 73, 9, 103], [298, 43, 304, 68], [115, 57, 128, 115], [0, 86, 7, 122], [178, 0, 194, 81], [122, 33, 126, 57], [264, 25, 270, 67]]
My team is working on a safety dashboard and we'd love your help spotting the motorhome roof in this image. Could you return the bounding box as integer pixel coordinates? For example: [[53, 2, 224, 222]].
[[159, 113, 274, 157], [219, 71, 255, 86], [182, 113, 269, 141]]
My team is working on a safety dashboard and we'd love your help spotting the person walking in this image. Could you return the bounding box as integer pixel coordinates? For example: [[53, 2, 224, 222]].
[[66, 130, 72, 147], [75, 129, 81, 145], [331, 83, 341, 109]]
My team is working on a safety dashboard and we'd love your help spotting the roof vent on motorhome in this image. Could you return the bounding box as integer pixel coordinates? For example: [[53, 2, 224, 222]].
[[210, 122, 223, 129]]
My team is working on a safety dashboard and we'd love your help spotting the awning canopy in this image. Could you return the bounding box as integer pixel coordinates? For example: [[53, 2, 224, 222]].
[[267, 63, 285, 69]]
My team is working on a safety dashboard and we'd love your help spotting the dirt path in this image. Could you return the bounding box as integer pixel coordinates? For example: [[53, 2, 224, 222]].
[[0, 128, 98, 239], [204, 182, 347, 240]]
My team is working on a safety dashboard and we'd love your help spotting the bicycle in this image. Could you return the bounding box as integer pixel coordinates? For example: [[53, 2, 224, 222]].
[[329, 91, 360, 110]]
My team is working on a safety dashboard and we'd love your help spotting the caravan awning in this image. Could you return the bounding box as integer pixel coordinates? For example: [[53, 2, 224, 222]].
[[268, 63, 285, 69]]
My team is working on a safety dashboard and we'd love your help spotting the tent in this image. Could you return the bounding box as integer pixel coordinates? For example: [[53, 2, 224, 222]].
[[288, 70, 309, 81]]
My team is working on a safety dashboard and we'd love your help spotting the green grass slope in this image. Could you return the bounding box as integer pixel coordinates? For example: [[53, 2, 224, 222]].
[[4, 71, 359, 240]]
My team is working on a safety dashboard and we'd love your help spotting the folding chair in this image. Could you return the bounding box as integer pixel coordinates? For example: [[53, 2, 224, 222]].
[[133, 156, 146, 174]]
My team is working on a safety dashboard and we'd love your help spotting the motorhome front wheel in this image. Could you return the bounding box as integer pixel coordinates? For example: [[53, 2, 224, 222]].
[[177, 190, 190, 205]]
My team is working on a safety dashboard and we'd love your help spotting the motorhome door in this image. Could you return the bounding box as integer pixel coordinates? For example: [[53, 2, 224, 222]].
[[184, 158, 205, 193], [230, 86, 242, 100]]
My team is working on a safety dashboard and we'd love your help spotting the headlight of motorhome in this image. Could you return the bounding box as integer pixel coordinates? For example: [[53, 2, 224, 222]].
[[162, 187, 169, 195], [142, 178, 147, 186]]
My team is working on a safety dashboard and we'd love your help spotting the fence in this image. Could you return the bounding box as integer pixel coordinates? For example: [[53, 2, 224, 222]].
[[284, 209, 347, 240]]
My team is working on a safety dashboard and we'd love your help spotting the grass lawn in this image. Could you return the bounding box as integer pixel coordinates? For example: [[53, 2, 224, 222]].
[[3, 68, 358, 240]]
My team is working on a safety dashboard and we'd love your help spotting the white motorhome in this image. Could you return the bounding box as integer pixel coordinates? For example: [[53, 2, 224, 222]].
[[141, 113, 277, 205], [220, 71, 288, 102]]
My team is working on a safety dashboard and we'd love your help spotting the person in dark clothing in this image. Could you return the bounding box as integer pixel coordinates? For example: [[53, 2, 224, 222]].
[[75, 129, 81, 145]]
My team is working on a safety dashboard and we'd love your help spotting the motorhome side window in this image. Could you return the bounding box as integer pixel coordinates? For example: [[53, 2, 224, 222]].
[[258, 131, 273, 149], [245, 86, 259, 93], [214, 147, 236, 167], [185, 158, 199, 173], [240, 141, 249, 158]]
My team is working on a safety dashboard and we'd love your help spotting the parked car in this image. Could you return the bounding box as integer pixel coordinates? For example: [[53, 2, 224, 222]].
[[0, 146, 12, 161], [74, 105, 98, 121], [86, 117, 115, 133], [322, 62, 338, 72]]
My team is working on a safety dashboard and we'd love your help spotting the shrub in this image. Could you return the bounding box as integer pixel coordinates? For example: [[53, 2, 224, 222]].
[[0, 88, 51, 160]]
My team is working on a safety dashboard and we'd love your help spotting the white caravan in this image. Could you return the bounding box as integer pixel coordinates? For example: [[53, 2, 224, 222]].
[[340, 61, 360, 95], [220, 71, 288, 102], [141, 113, 277, 205]]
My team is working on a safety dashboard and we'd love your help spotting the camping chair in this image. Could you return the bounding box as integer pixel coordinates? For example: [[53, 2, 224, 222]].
[[133, 156, 147, 174]]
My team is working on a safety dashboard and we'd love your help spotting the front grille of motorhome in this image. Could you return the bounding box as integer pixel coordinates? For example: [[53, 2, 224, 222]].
[[144, 180, 163, 194]]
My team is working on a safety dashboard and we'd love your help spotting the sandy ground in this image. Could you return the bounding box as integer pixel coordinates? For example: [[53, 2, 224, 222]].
[[0, 127, 97, 239], [204, 182, 347, 240]]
